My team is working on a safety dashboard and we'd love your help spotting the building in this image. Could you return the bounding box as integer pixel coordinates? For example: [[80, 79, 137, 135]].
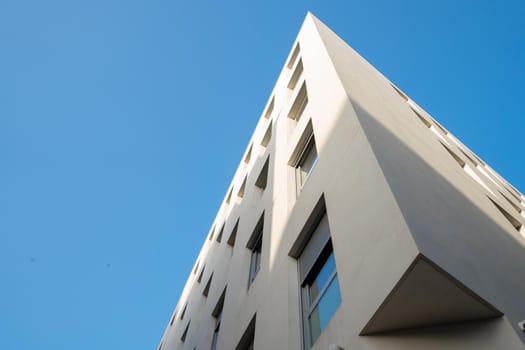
[[157, 13, 525, 350]]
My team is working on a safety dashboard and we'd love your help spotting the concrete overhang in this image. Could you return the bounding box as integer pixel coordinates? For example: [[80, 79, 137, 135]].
[[360, 254, 503, 335]]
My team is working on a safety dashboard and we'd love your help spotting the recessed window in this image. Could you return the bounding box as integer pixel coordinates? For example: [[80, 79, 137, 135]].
[[297, 212, 341, 347], [238, 176, 247, 200], [247, 213, 264, 288], [440, 142, 465, 168], [287, 43, 301, 68], [296, 134, 318, 191], [288, 58, 304, 90], [181, 321, 190, 342], [227, 219, 239, 247], [433, 119, 449, 135], [193, 261, 199, 275], [210, 288, 226, 350], [208, 226, 215, 241], [216, 224, 225, 243], [180, 303, 187, 320], [264, 97, 274, 119], [226, 187, 233, 205], [255, 156, 270, 190], [459, 148, 477, 166], [261, 121, 272, 148], [288, 82, 308, 121], [203, 273, 213, 297], [244, 144, 253, 165], [234, 314, 256, 350], [391, 83, 408, 101], [499, 191, 522, 214], [197, 265, 205, 283], [170, 314, 176, 326], [489, 197, 522, 231], [409, 105, 431, 128]]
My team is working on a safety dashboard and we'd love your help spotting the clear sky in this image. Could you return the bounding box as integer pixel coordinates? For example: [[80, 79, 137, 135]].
[[1, 1, 524, 349]]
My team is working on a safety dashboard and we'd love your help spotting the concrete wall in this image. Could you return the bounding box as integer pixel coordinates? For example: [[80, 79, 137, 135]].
[[157, 13, 525, 350]]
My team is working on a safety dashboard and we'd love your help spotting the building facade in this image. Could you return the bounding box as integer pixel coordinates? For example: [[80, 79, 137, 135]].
[[158, 13, 525, 350]]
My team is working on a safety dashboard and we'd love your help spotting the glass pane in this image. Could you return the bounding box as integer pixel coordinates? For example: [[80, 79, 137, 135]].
[[308, 275, 341, 346], [210, 331, 218, 350], [297, 138, 317, 186], [308, 252, 336, 304]]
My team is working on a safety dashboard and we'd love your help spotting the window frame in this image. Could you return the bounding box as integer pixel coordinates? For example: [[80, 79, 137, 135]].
[[246, 213, 264, 288], [295, 133, 318, 193], [248, 233, 262, 286], [301, 241, 340, 347]]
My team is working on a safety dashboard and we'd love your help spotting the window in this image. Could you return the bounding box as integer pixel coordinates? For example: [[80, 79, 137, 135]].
[[238, 175, 247, 200], [391, 83, 408, 101], [244, 144, 253, 164], [261, 121, 272, 148], [234, 314, 256, 350], [197, 266, 205, 283], [295, 134, 318, 190], [203, 273, 213, 297], [216, 224, 225, 243], [302, 241, 340, 347], [263, 96, 274, 119], [226, 187, 233, 205], [255, 156, 269, 190], [489, 197, 522, 231], [247, 213, 264, 287], [288, 82, 308, 121], [180, 303, 187, 320], [181, 321, 190, 342], [210, 288, 226, 350], [288, 58, 304, 90], [287, 43, 301, 68], [227, 219, 239, 247], [291, 206, 341, 348]]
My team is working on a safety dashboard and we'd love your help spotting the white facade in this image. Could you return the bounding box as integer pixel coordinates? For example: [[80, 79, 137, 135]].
[[158, 13, 525, 350]]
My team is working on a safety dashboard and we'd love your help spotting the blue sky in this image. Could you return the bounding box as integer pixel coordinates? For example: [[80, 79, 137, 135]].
[[1, 1, 524, 349]]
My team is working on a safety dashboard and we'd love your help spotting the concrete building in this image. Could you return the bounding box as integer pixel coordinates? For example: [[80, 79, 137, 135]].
[[158, 13, 525, 350]]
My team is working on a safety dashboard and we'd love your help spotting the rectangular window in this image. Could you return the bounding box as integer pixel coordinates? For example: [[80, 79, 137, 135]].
[[287, 43, 301, 68], [288, 58, 304, 90], [288, 82, 308, 121], [234, 314, 256, 350], [297, 212, 341, 348], [255, 156, 269, 190], [210, 288, 226, 350], [247, 214, 264, 287], [181, 321, 190, 342], [295, 134, 318, 190]]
